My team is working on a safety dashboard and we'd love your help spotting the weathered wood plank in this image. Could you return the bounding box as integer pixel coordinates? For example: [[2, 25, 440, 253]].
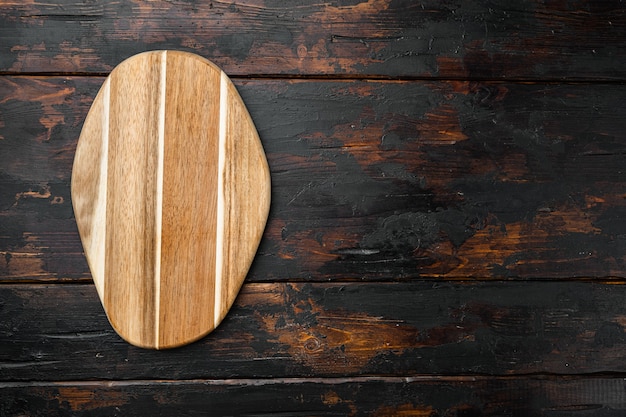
[[1, 77, 625, 282], [2, 282, 626, 380], [2, 377, 625, 416], [0, 77, 99, 281], [0, 0, 624, 80]]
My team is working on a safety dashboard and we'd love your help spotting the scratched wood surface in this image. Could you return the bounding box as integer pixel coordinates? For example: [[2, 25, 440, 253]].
[[2, 0, 626, 415]]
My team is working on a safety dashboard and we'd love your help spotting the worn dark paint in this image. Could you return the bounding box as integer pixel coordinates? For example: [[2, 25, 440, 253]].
[[0, 1, 625, 79], [2, 377, 625, 416], [2, 77, 625, 281], [1, 282, 626, 380]]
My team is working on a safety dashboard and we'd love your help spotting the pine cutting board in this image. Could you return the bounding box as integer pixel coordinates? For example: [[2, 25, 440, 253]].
[[71, 51, 271, 349]]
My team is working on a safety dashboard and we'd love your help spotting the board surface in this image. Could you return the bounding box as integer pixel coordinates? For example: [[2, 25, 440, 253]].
[[71, 50, 271, 349]]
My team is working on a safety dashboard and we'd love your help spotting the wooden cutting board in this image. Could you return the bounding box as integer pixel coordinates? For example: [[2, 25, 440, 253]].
[[71, 51, 271, 349]]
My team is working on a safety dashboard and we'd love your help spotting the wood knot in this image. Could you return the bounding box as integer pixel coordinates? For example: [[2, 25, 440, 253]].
[[297, 44, 308, 59], [303, 336, 321, 352]]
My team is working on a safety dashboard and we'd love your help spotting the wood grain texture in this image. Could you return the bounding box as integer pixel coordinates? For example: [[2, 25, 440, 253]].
[[71, 51, 271, 349], [0, 0, 625, 80], [2, 377, 625, 416], [2, 282, 626, 381], [3, 77, 625, 282]]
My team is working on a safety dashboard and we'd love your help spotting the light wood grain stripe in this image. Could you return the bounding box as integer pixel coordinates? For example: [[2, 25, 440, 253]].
[[154, 51, 167, 348], [94, 78, 110, 298], [214, 71, 228, 327]]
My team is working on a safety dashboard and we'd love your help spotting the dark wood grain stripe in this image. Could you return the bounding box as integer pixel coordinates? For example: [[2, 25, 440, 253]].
[[157, 52, 221, 348]]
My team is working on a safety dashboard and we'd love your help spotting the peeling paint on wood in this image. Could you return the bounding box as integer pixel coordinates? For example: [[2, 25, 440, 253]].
[[0, 0, 625, 79], [2, 377, 625, 416], [2, 282, 626, 380]]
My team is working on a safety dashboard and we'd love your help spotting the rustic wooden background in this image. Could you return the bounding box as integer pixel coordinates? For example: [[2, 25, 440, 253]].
[[1, 0, 626, 415]]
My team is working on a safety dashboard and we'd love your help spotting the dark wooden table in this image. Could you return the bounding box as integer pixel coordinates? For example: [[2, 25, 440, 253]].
[[2, 1, 626, 415]]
